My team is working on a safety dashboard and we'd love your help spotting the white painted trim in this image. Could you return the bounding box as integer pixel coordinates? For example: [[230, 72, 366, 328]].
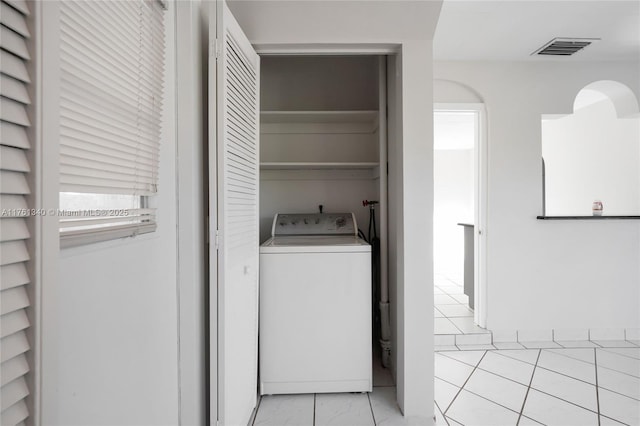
[[207, 2, 218, 424], [31, 2, 43, 424], [378, 56, 389, 307], [476, 106, 488, 330], [175, 2, 207, 425], [436, 327, 638, 344], [38, 1, 62, 424], [253, 43, 400, 55], [433, 103, 488, 329], [434, 103, 486, 112]]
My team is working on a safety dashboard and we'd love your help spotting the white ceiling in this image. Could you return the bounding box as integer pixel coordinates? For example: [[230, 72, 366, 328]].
[[433, 1, 640, 62]]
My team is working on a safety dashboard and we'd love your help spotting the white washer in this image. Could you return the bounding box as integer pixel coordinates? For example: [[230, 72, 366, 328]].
[[259, 213, 372, 395]]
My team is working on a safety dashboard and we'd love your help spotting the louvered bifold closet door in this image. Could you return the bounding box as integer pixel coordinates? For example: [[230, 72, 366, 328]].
[[0, 0, 32, 425], [215, 2, 260, 425]]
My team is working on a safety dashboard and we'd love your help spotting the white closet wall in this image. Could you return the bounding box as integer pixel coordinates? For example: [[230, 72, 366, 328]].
[[259, 56, 381, 241]]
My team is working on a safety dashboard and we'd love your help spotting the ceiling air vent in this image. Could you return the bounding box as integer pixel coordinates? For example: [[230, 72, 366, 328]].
[[532, 38, 599, 56]]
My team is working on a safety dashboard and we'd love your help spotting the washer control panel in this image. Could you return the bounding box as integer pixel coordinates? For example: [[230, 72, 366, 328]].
[[272, 213, 357, 236]]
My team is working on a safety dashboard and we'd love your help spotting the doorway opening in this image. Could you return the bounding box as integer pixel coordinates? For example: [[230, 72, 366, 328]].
[[433, 105, 487, 337], [257, 53, 393, 388]]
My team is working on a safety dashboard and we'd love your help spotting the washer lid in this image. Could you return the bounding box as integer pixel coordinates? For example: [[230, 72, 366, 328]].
[[260, 236, 371, 253]]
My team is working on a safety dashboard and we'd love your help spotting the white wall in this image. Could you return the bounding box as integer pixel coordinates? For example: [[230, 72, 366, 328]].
[[261, 56, 378, 111], [227, 0, 441, 419], [434, 61, 640, 332], [433, 149, 474, 277], [260, 172, 379, 242], [542, 98, 640, 216], [41, 4, 181, 425]]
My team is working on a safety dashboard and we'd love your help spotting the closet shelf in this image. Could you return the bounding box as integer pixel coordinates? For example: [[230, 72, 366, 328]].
[[261, 110, 379, 134], [260, 162, 379, 170]]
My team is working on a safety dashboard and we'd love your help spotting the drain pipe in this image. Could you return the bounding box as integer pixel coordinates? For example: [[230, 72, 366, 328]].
[[379, 305, 391, 368], [363, 199, 392, 368], [376, 56, 391, 368]]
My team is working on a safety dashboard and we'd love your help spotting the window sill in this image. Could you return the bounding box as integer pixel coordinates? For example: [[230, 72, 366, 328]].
[[60, 222, 157, 249], [537, 215, 640, 220]]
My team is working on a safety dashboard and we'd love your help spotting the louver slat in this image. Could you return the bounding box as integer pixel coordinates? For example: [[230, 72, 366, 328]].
[[0, 146, 30, 172], [0, 121, 30, 149], [0, 399, 28, 426], [0, 309, 29, 338], [0, 286, 29, 315], [1, 377, 29, 412], [0, 263, 29, 291], [0, 331, 30, 363], [0, 354, 29, 387], [0, 218, 29, 242]]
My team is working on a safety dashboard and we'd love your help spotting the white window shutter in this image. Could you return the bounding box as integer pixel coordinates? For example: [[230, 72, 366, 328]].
[[0, 1, 32, 424]]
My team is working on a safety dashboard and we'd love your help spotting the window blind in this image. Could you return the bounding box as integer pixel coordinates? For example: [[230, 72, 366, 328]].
[[0, 0, 32, 424], [58, 0, 165, 245]]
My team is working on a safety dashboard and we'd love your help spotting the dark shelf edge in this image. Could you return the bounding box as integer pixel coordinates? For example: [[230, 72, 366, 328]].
[[537, 215, 640, 220]]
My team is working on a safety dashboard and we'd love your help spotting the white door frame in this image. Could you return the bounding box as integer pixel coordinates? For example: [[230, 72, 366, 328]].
[[253, 43, 399, 56], [434, 103, 488, 328], [252, 41, 399, 393]]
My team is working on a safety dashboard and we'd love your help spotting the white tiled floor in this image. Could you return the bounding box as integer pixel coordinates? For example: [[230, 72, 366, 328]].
[[434, 273, 488, 336], [436, 346, 640, 426], [253, 344, 640, 426]]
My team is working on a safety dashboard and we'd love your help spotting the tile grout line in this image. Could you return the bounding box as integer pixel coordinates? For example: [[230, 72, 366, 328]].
[[491, 349, 538, 367], [366, 392, 377, 426], [600, 414, 634, 426], [434, 400, 450, 426], [544, 347, 598, 365], [598, 346, 640, 361], [438, 351, 483, 369], [595, 385, 640, 403], [516, 349, 541, 425], [443, 350, 489, 415], [533, 364, 599, 387], [448, 317, 466, 335], [442, 377, 529, 418], [447, 414, 465, 426], [595, 348, 601, 426], [571, 358, 640, 382], [529, 386, 603, 416]]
